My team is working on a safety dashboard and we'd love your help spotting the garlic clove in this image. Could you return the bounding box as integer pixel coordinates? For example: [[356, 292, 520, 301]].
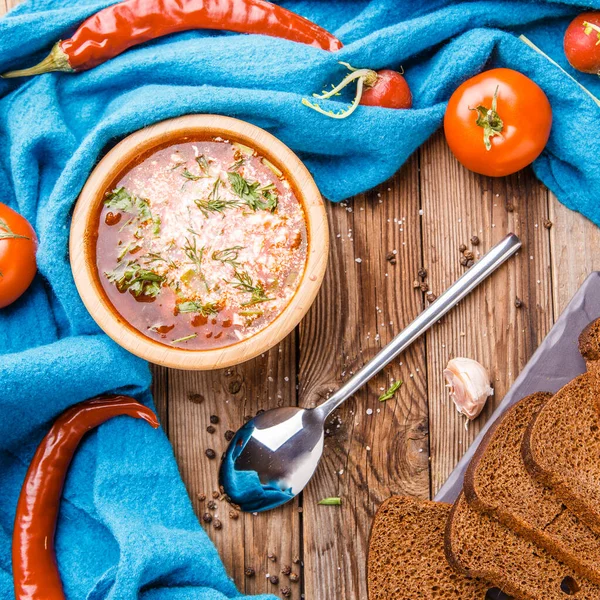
[[443, 357, 494, 420]]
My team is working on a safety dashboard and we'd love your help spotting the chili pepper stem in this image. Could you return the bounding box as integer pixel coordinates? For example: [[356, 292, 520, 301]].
[[1, 42, 73, 78]]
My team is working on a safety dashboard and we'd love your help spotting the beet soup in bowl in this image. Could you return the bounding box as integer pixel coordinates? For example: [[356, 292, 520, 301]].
[[70, 115, 328, 369]]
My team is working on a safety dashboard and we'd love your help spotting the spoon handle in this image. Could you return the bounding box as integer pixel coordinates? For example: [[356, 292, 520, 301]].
[[315, 233, 522, 420]]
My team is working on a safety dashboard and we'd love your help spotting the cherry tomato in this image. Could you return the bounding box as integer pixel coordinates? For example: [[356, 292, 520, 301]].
[[564, 12, 600, 74], [361, 70, 412, 109], [444, 68, 552, 177], [0, 203, 37, 308]]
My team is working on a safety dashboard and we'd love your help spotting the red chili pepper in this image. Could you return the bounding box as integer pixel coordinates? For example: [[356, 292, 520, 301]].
[[302, 62, 412, 119], [2, 0, 342, 79], [12, 396, 159, 600]]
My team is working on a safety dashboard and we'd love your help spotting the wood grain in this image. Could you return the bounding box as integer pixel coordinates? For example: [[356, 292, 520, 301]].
[[301, 156, 429, 600], [419, 132, 554, 494], [3, 1, 600, 597]]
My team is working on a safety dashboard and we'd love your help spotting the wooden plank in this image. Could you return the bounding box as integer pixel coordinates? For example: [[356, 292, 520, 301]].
[[301, 156, 429, 600], [167, 343, 301, 597], [420, 131, 554, 494], [548, 192, 600, 316]]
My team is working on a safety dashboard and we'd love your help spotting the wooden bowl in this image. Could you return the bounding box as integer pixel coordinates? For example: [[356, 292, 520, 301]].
[[70, 115, 328, 370]]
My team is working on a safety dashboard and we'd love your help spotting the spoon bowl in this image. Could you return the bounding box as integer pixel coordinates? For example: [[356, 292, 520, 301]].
[[219, 406, 325, 512], [220, 234, 522, 513]]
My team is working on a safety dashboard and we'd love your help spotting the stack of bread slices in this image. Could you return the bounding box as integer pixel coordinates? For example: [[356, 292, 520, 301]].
[[368, 318, 600, 600]]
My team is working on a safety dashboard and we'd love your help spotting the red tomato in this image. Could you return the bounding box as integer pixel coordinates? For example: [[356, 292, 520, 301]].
[[0, 203, 37, 308], [444, 68, 552, 177], [564, 12, 600, 74], [361, 70, 412, 109]]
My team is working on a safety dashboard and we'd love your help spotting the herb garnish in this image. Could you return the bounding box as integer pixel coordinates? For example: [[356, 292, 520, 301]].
[[105, 260, 164, 297], [171, 333, 197, 343], [318, 497, 341, 506], [145, 252, 177, 269], [227, 172, 278, 212], [196, 155, 210, 174], [378, 380, 403, 402], [0, 217, 29, 240], [152, 215, 161, 235], [194, 179, 242, 216], [181, 168, 201, 181], [228, 270, 272, 306], [228, 157, 245, 172], [104, 187, 152, 222], [212, 246, 244, 269], [178, 300, 219, 316]]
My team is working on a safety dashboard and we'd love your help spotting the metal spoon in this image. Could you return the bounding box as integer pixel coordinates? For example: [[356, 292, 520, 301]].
[[219, 233, 522, 513]]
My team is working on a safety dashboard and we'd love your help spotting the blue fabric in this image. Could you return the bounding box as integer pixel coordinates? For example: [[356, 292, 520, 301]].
[[0, 0, 599, 598]]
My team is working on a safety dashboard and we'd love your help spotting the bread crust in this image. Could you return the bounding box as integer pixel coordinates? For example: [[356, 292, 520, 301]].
[[445, 492, 600, 599], [522, 372, 600, 537], [465, 392, 600, 585]]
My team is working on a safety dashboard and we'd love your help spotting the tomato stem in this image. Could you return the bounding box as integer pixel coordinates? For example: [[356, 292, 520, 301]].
[[470, 85, 504, 151], [582, 21, 600, 46], [302, 62, 378, 119]]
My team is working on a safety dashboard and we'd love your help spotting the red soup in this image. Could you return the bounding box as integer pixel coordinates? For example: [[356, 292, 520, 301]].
[[96, 138, 308, 350]]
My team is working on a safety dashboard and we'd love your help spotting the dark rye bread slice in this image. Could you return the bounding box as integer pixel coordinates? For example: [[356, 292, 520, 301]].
[[445, 493, 600, 599], [523, 318, 600, 536], [464, 391, 600, 585], [367, 496, 493, 599]]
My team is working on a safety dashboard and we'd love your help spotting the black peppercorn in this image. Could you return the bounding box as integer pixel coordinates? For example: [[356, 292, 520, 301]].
[[460, 256, 468, 266], [212, 490, 219, 499], [245, 567, 255, 578], [229, 510, 239, 520], [386, 251, 397, 265], [269, 575, 279, 585], [205, 448, 216, 459], [202, 513, 212, 523], [427, 293, 437, 303], [207, 500, 217, 510], [268, 553, 277, 562], [281, 565, 292, 576], [470, 235, 480, 246], [224, 430, 235, 441], [292, 556, 301, 565], [197, 493, 206, 502], [417, 267, 427, 279], [466, 259, 475, 268], [289, 572, 300, 582], [543, 219, 553, 229], [281, 587, 291, 597], [463, 250, 474, 261], [419, 282, 429, 293], [459, 243, 467, 253], [210, 415, 219, 424], [515, 297, 523, 308], [206, 425, 216, 434], [213, 519, 222, 530]]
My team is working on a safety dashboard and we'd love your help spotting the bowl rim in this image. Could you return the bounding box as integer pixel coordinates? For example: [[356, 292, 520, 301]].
[[70, 114, 328, 370]]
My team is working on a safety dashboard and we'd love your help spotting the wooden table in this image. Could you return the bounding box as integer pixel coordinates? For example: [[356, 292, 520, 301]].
[[4, 1, 600, 597]]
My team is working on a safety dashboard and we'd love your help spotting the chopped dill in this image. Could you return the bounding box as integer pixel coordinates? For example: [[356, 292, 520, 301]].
[[144, 252, 177, 269], [171, 333, 197, 344], [181, 168, 201, 181], [196, 155, 210, 174], [378, 380, 403, 402], [178, 300, 220, 316], [212, 246, 244, 269], [227, 172, 278, 212], [194, 181, 242, 216], [228, 270, 272, 306]]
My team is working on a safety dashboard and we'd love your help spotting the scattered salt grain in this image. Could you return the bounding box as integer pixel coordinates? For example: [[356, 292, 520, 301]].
[[366, 408, 373, 415], [355, 258, 362, 263]]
